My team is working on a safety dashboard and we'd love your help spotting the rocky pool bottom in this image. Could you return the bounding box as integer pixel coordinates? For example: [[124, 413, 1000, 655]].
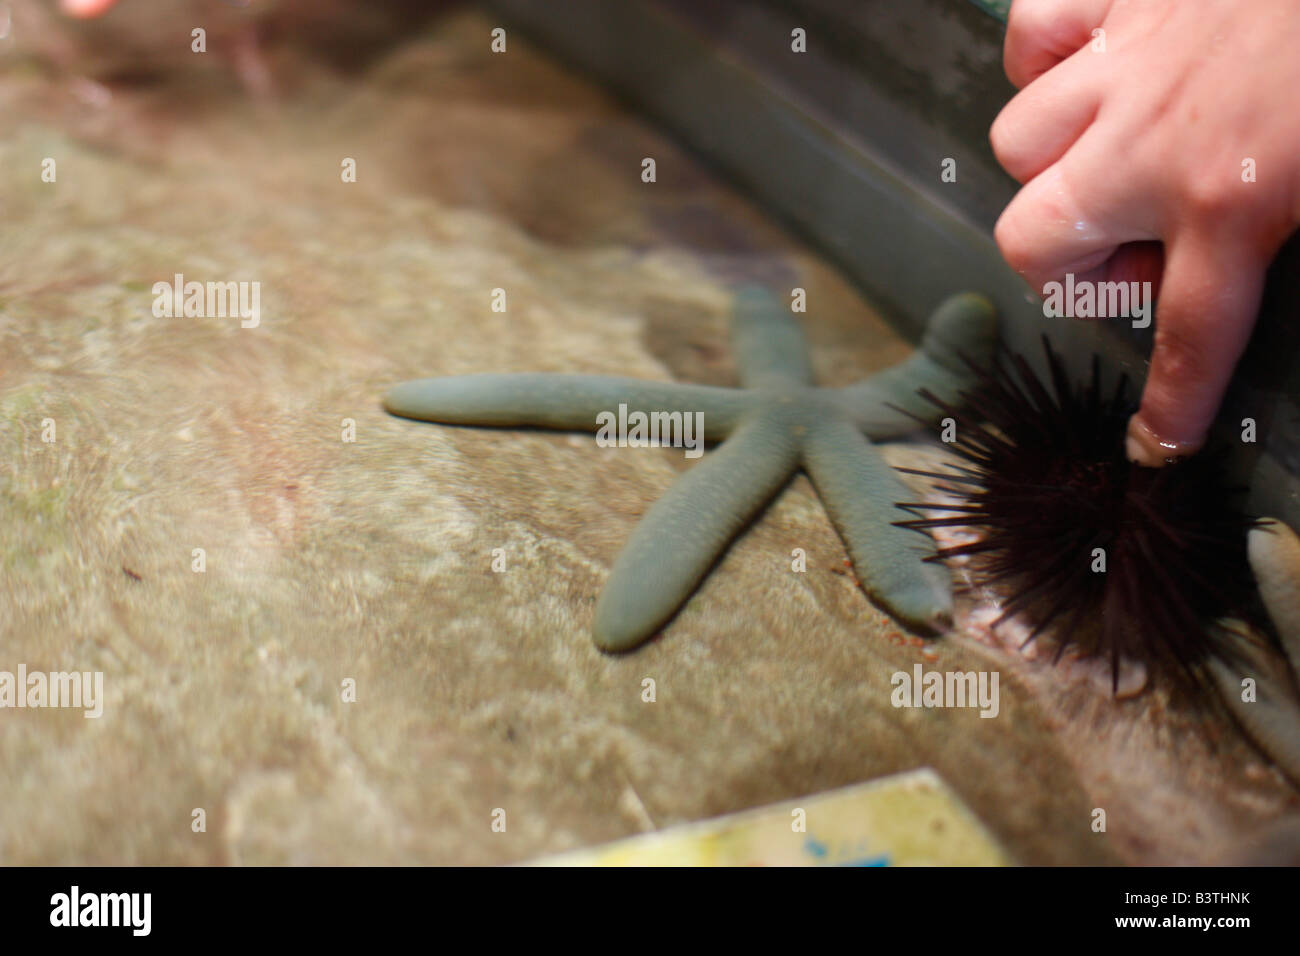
[[0, 7, 1295, 864]]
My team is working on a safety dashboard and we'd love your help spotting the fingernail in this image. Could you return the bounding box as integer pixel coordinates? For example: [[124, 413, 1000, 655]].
[[1125, 415, 1199, 467]]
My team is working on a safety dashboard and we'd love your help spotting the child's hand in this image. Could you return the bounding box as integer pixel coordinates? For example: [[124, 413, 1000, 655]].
[[990, 0, 1300, 465]]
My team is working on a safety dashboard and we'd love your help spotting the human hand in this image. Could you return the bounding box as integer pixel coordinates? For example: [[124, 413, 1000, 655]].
[[990, 0, 1300, 465]]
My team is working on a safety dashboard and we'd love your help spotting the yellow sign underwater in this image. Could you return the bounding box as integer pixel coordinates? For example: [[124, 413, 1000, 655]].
[[535, 768, 1012, 867]]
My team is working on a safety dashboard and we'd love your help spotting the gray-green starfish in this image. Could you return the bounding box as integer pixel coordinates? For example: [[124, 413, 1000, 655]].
[[384, 287, 998, 651], [1211, 518, 1300, 785]]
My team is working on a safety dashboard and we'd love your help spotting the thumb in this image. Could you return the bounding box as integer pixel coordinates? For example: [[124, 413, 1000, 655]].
[[1126, 230, 1269, 466]]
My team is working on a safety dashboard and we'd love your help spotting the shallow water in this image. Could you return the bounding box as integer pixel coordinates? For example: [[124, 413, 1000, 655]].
[[0, 3, 1294, 864]]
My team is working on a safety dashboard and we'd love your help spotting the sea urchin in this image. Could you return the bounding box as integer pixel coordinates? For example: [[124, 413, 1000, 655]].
[[896, 338, 1271, 695]]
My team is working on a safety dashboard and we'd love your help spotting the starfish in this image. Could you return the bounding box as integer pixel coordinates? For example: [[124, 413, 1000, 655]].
[[1210, 518, 1300, 787], [384, 286, 998, 651]]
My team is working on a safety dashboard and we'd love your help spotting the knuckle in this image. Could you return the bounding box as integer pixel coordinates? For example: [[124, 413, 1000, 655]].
[[994, 213, 1035, 275], [988, 111, 1017, 169], [989, 104, 1060, 184], [1152, 321, 1215, 384], [1008, 0, 1077, 54], [1181, 167, 1240, 219], [1006, 0, 1049, 43]]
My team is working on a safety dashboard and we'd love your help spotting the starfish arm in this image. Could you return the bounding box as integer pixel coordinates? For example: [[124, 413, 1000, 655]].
[[1209, 650, 1300, 786], [731, 285, 814, 390], [802, 414, 952, 632], [1249, 519, 1300, 664], [384, 374, 756, 441], [1210, 518, 1300, 785], [593, 408, 801, 651], [834, 292, 999, 438]]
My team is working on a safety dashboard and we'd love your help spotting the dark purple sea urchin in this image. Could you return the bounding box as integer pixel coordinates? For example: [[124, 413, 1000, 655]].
[[895, 338, 1272, 696]]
